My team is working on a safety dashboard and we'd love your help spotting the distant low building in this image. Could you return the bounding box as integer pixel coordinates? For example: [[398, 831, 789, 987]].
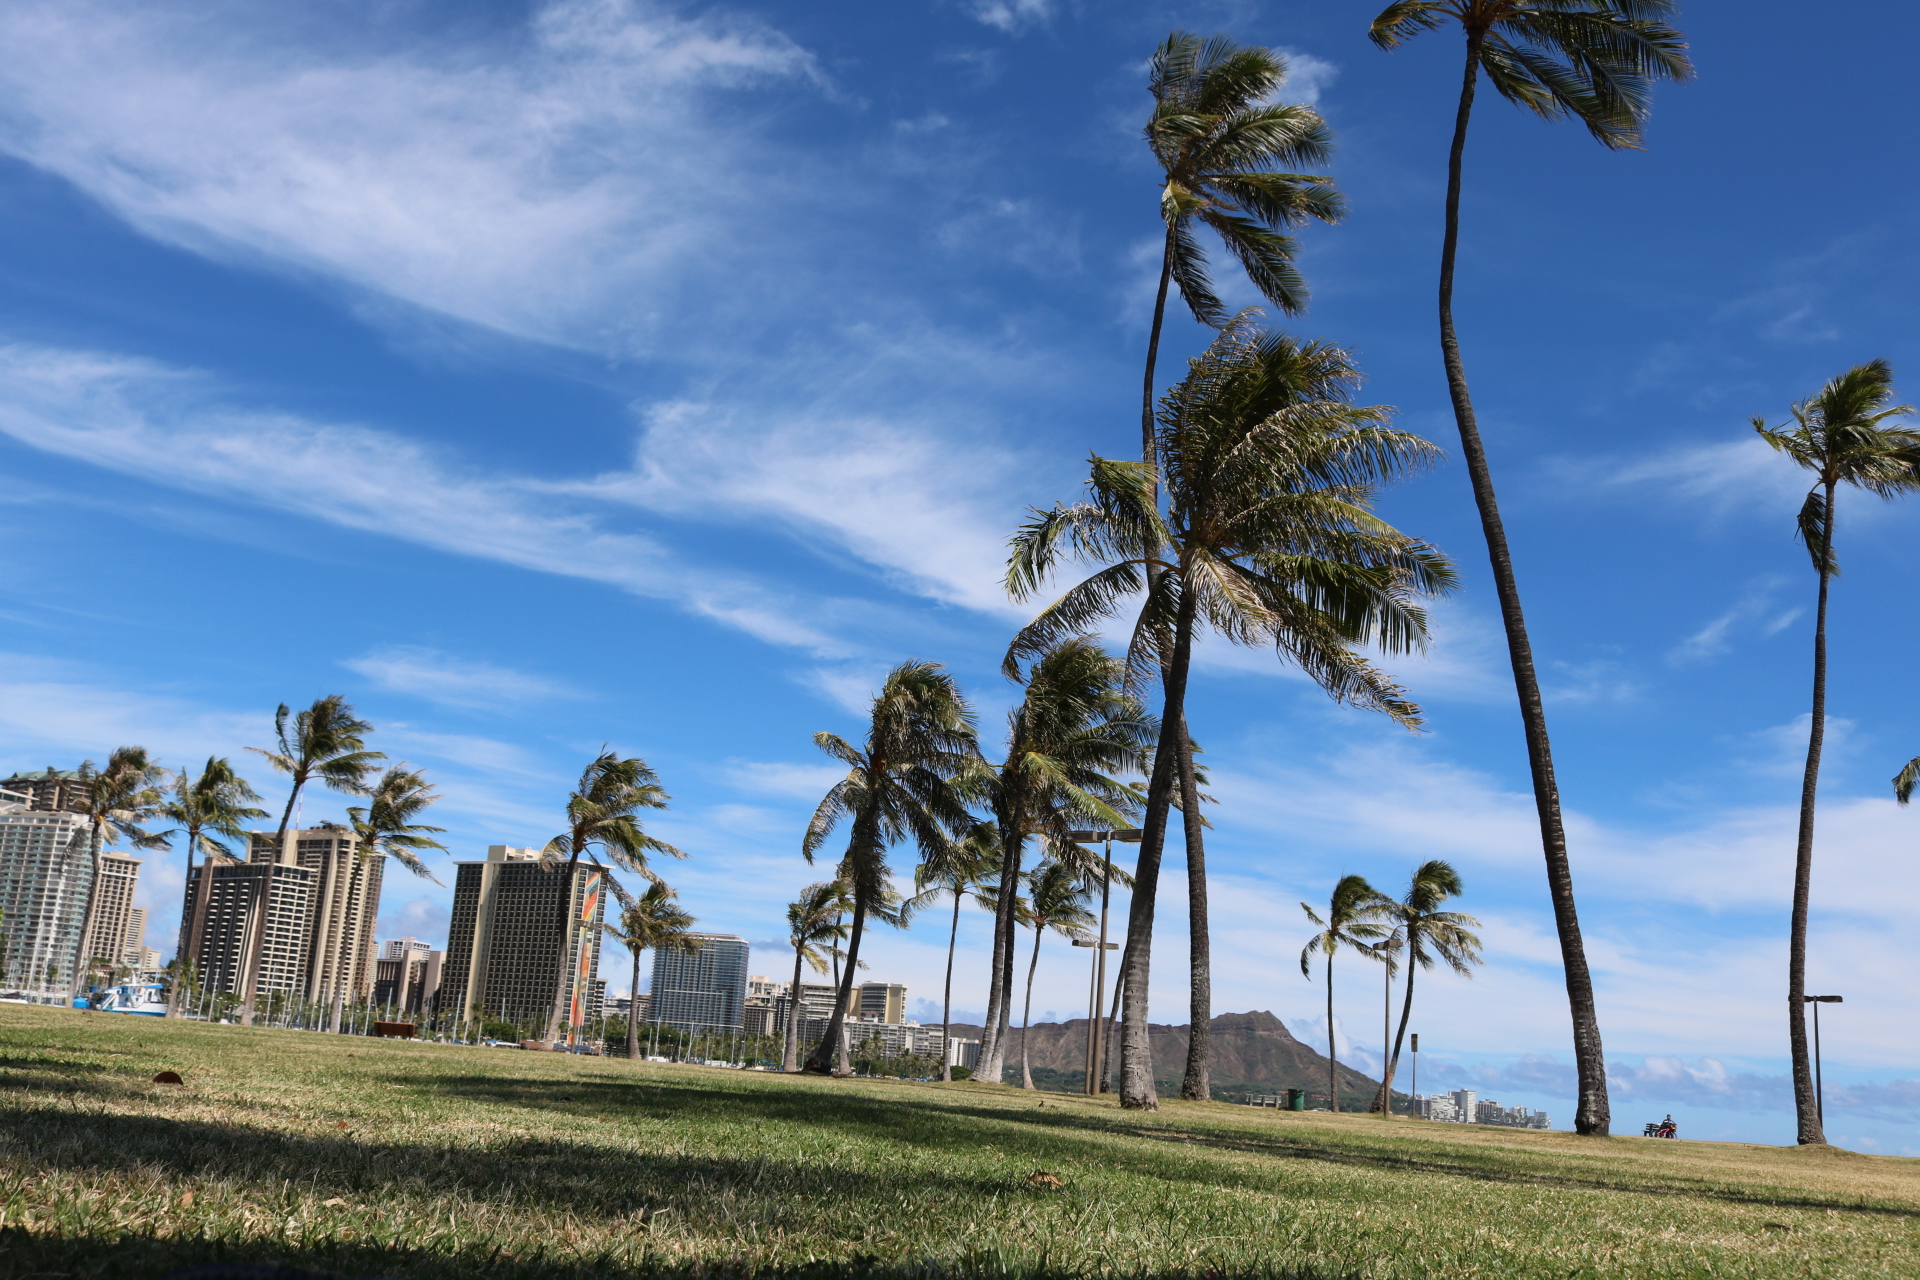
[[372, 944, 443, 1013], [1475, 1098, 1551, 1129]]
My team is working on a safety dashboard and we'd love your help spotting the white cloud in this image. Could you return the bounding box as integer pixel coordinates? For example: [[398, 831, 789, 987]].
[[0, 0, 825, 355], [965, 0, 1052, 34], [1275, 50, 1339, 106], [343, 645, 574, 710], [0, 341, 850, 654], [722, 759, 849, 801], [1670, 578, 1801, 663]]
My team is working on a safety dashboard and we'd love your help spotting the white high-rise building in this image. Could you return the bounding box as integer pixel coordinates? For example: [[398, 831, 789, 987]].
[[1451, 1089, 1478, 1124], [381, 937, 433, 961], [0, 794, 94, 1001]]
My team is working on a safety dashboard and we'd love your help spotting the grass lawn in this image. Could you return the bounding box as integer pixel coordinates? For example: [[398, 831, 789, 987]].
[[2, 1005, 1916, 1279]]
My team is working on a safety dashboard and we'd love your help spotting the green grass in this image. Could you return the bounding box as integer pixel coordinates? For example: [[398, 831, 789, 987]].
[[3, 1005, 1918, 1280]]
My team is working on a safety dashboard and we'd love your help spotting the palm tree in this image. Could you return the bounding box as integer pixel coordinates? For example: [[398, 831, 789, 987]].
[[541, 752, 685, 1044], [245, 696, 384, 1024], [911, 827, 997, 1082], [802, 661, 981, 1075], [1140, 34, 1344, 1102], [332, 766, 449, 1031], [1300, 874, 1391, 1113], [1017, 859, 1096, 1090], [1897, 758, 1920, 805], [1007, 316, 1452, 1110], [1753, 359, 1920, 1145], [606, 881, 701, 1061], [157, 757, 266, 1017], [1376, 860, 1482, 1113], [1138, 31, 1344, 467], [978, 639, 1152, 1084], [1368, 0, 1691, 1138], [65, 749, 168, 1004], [783, 880, 849, 1072]]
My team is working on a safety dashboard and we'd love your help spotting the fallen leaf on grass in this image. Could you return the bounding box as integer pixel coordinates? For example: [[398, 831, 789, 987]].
[[322, 1198, 348, 1208], [152, 1071, 183, 1085], [177, 1191, 193, 1208], [1027, 1172, 1063, 1190]]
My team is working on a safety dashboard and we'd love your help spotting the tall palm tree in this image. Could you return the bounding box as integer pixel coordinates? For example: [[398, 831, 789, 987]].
[[1138, 31, 1344, 467], [606, 881, 700, 1061], [783, 880, 849, 1072], [1140, 33, 1344, 1102], [332, 766, 448, 1031], [1007, 315, 1453, 1110], [245, 696, 384, 1024], [1017, 859, 1096, 1090], [912, 827, 997, 1082], [541, 752, 685, 1044], [1753, 359, 1920, 1145], [1368, 0, 1691, 1138], [65, 748, 168, 1003], [978, 640, 1152, 1084], [802, 661, 981, 1075], [158, 757, 266, 1017], [1376, 860, 1482, 1113], [1300, 874, 1392, 1114]]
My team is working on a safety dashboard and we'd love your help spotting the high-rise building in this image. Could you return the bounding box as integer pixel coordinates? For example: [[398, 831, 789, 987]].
[[649, 933, 749, 1033], [1450, 1089, 1478, 1124], [182, 860, 317, 1003], [437, 846, 607, 1037], [79, 854, 141, 971], [246, 829, 384, 1008], [746, 974, 784, 1001], [0, 798, 92, 999], [0, 769, 88, 813], [123, 907, 147, 967], [381, 937, 433, 961], [858, 982, 907, 1024], [372, 945, 443, 1013]]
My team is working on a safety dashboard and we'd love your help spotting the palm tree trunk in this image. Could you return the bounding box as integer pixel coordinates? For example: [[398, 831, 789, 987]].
[[1439, 33, 1608, 1136], [941, 890, 962, 1082], [1118, 575, 1200, 1110], [1326, 955, 1338, 1113], [627, 945, 643, 1060], [1020, 922, 1043, 1089], [68, 821, 106, 1005], [1385, 948, 1418, 1118], [544, 847, 582, 1044], [981, 811, 1025, 1084], [1142, 226, 1176, 469], [1789, 480, 1836, 1145], [1177, 718, 1210, 1101], [784, 945, 806, 1072], [806, 885, 870, 1075], [170, 841, 197, 1018]]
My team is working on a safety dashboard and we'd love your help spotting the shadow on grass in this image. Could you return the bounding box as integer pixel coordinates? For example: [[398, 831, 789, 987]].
[[415, 1071, 1920, 1221], [0, 1228, 1366, 1280]]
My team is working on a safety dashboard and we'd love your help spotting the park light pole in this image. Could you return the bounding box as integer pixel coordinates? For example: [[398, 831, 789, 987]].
[[1067, 829, 1139, 1096], [1804, 995, 1843, 1127], [1410, 1033, 1419, 1116]]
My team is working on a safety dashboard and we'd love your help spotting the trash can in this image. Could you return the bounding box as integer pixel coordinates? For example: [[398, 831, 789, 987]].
[[1287, 1088, 1307, 1111]]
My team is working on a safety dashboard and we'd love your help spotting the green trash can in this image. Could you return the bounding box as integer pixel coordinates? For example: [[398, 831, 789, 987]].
[[1287, 1088, 1307, 1111]]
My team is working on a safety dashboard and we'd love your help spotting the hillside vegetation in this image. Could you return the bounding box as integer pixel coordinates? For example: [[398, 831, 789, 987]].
[[2, 1005, 1916, 1280]]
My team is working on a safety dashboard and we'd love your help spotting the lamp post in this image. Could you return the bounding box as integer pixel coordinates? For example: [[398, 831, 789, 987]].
[[1410, 1033, 1418, 1116], [1803, 995, 1843, 1127], [1067, 829, 1140, 1096]]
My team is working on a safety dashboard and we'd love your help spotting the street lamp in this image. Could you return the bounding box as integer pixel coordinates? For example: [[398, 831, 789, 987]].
[[1803, 995, 1843, 1127], [1067, 829, 1140, 1095]]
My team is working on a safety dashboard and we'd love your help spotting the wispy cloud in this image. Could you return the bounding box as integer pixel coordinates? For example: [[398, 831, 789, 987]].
[[964, 0, 1052, 34], [0, 0, 826, 355], [0, 341, 849, 653], [1669, 578, 1801, 664], [343, 646, 574, 710]]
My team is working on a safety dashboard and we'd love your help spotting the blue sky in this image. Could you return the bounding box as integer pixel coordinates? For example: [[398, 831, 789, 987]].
[[1, 0, 1917, 1149]]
